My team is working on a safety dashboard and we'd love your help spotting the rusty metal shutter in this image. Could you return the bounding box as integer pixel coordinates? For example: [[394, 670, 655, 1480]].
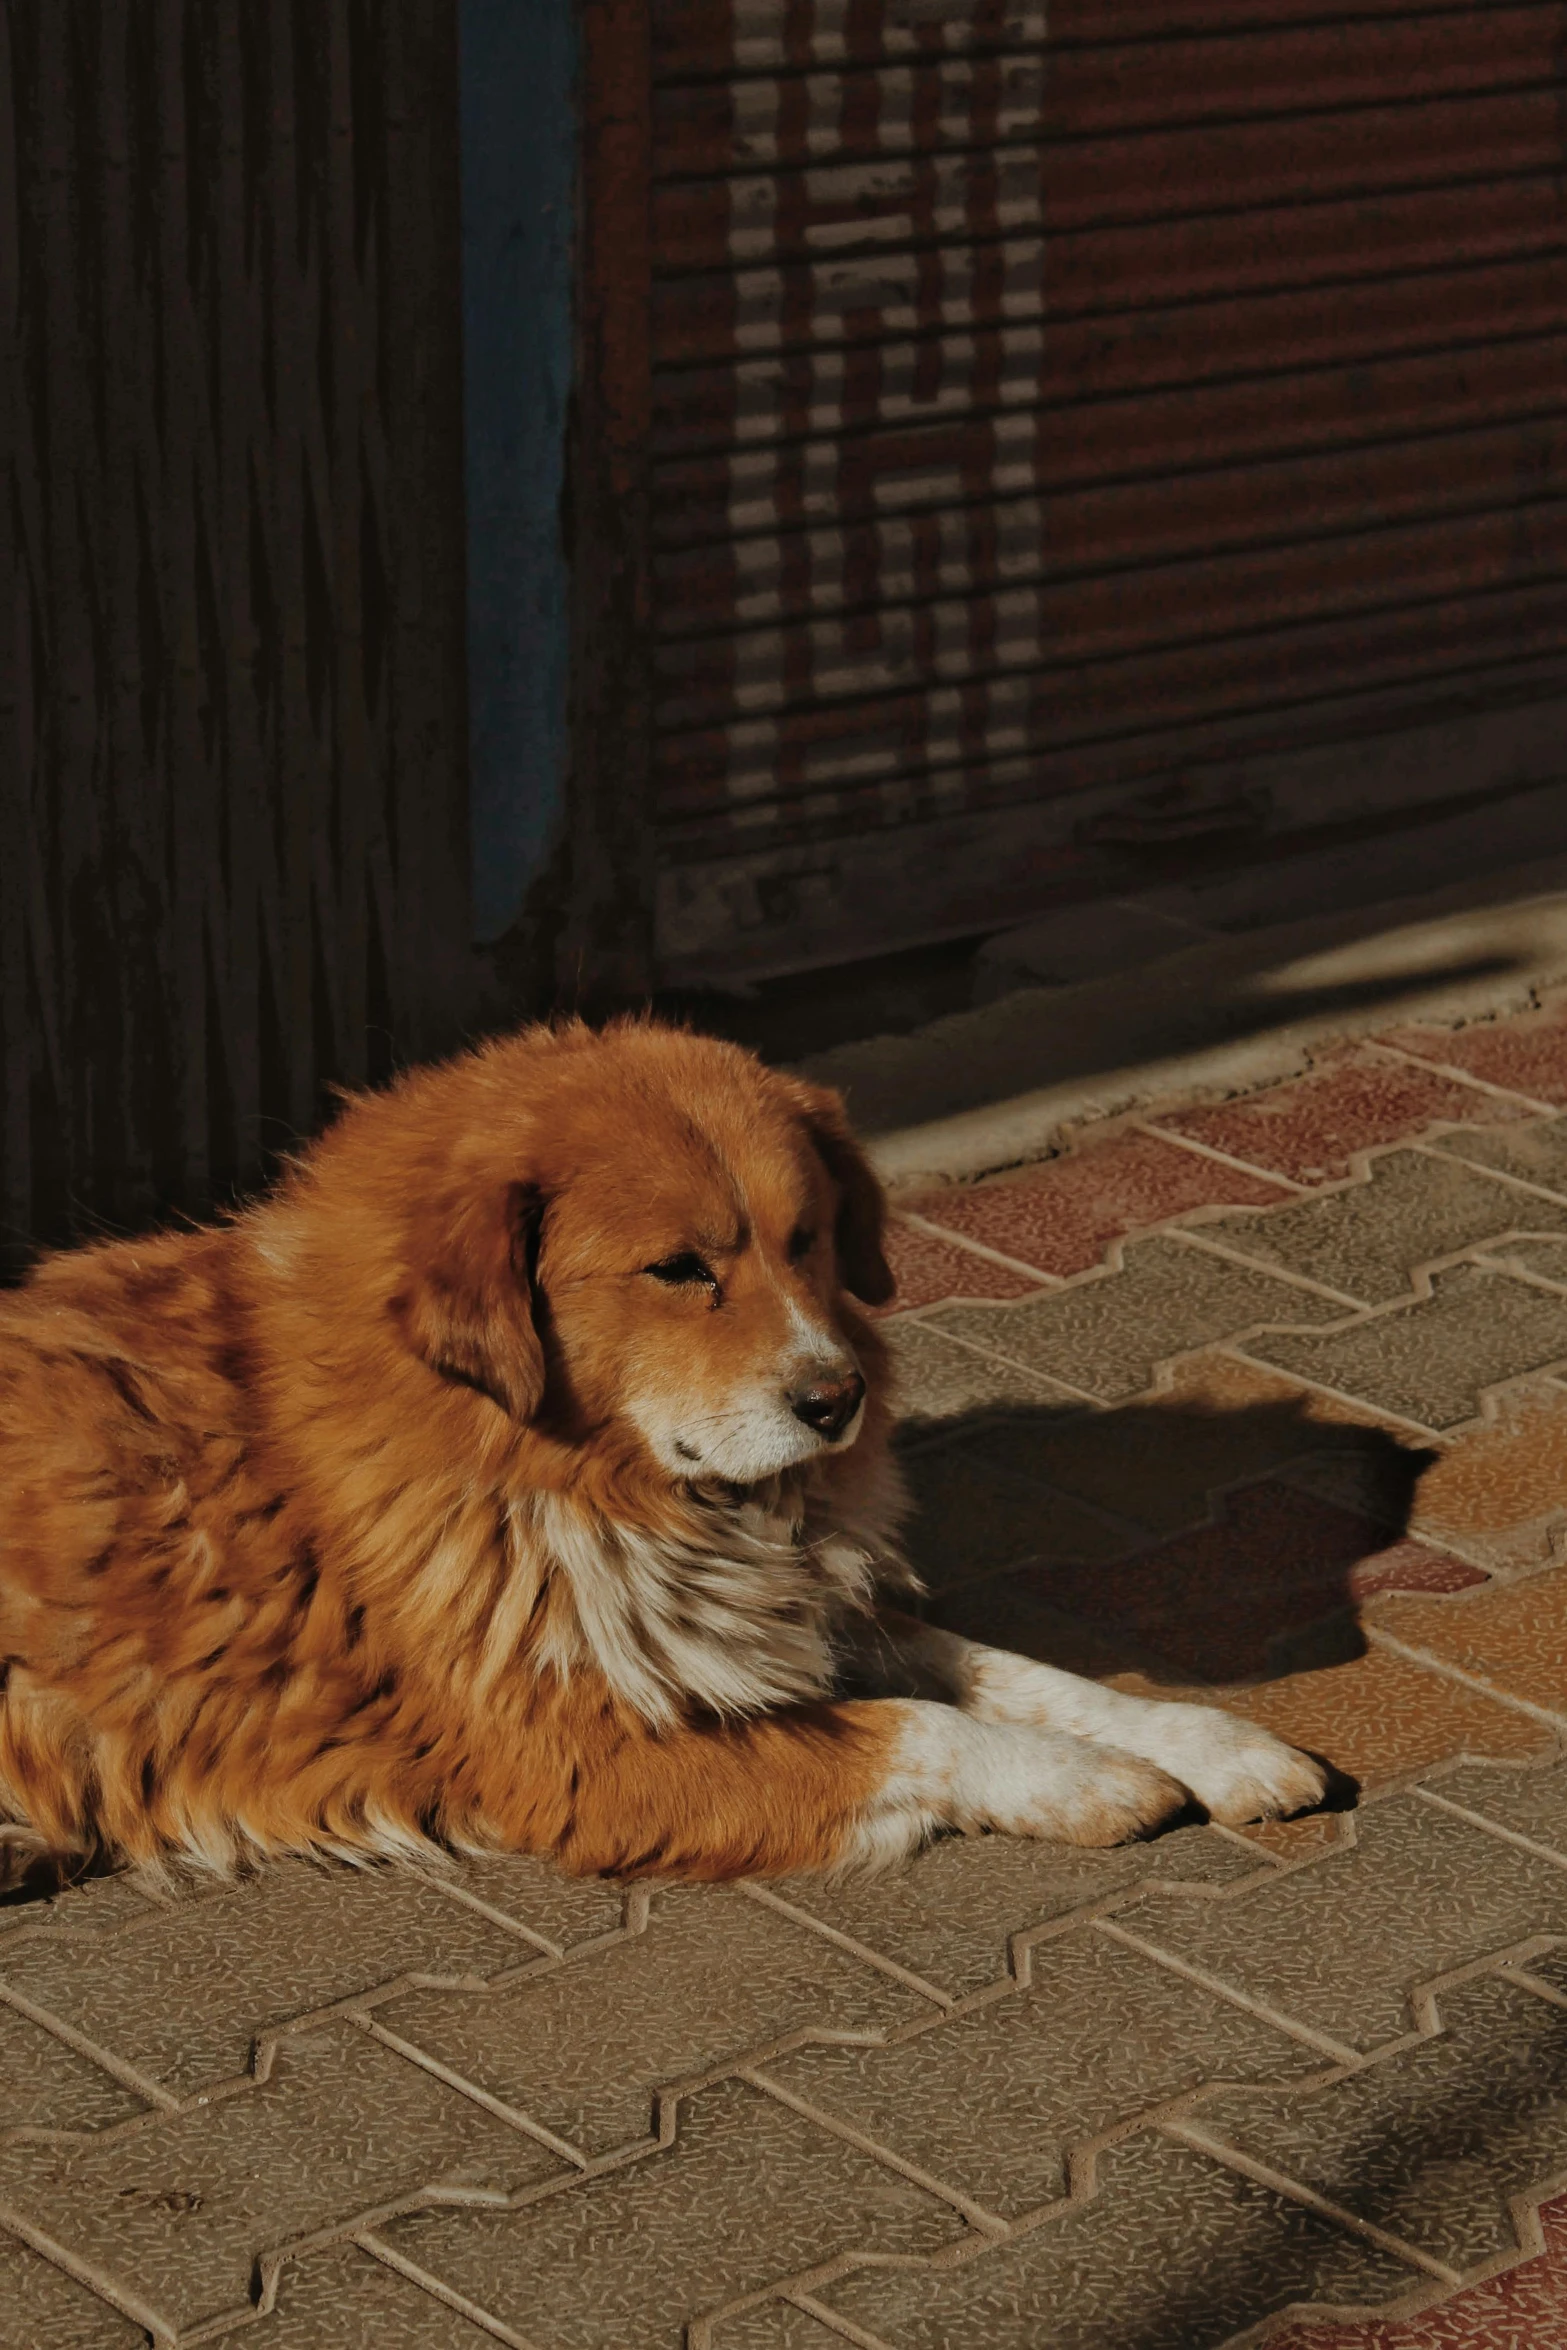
[[643, 0, 1567, 988]]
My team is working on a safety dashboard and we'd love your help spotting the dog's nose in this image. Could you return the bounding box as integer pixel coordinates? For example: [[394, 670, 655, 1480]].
[[790, 1369, 866, 1442]]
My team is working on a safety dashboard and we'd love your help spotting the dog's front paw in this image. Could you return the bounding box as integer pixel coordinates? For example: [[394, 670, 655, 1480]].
[[1140, 1702, 1327, 1825], [970, 1728, 1193, 1848]]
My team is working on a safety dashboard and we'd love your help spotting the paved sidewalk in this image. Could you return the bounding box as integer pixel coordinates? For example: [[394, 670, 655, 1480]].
[[8, 999, 1567, 2348]]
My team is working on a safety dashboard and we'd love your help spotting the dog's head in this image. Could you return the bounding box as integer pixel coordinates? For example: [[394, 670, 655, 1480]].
[[391, 1023, 894, 1484]]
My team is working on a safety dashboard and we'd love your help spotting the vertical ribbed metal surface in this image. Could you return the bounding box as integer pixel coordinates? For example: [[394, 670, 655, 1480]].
[[645, 0, 1567, 985], [0, 1, 468, 1269]]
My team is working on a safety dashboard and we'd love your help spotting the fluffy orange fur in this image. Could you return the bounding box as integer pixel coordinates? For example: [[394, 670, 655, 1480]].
[[0, 1021, 912, 1887]]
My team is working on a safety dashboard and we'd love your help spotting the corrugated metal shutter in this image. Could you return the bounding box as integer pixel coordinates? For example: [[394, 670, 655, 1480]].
[[644, 0, 1567, 988]]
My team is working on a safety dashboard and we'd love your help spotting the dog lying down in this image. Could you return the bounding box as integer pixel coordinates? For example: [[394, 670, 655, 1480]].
[[0, 1020, 1328, 1888]]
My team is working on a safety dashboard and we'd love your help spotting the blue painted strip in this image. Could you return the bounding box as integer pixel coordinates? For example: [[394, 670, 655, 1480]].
[[459, 0, 577, 943]]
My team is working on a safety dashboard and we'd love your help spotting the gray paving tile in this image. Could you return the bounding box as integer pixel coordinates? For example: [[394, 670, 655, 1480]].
[[900, 1434, 1132, 1591], [0, 1860, 543, 2098], [708, 2302, 847, 2350], [382, 2078, 971, 2350], [0, 1869, 168, 1950], [1518, 1948, 1567, 1998], [1478, 1236, 1567, 1287], [762, 1927, 1321, 2220], [818, 2129, 1415, 2349], [1435, 1114, 1567, 1195], [0, 2003, 149, 2135], [927, 1239, 1343, 1405], [1120, 1793, 1567, 2055], [1197, 1970, 1567, 2273], [261, 2239, 506, 2349], [1428, 1757, 1567, 1855], [768, 1821, 1263, 2005], [373, 1884, 933, 2158], [1244, 1262, 1567, 1430], [0, 2018, 564, 2337], [885, 1317, 1074, 1424], [257, 2237, 502, 2350], [430, 1850, 625, 1950], [0, 2234, 142, 2350], [1205, 1150, 1567, 1305]]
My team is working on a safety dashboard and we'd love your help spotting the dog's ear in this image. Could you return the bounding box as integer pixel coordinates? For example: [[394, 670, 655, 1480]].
[[783, 1080, 896, 1307], [400, 1180, 547, 1418]]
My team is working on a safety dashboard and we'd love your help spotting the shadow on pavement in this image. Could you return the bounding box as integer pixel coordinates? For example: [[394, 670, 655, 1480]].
[[898, 1395, 1441, 1692]]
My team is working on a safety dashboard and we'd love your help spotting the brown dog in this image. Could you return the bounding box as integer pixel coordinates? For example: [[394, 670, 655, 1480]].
[[0, 1020, 1325, 1887]]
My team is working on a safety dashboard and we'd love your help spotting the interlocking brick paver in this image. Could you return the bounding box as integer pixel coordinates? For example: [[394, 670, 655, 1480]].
[[372, 1885, 933, 2159], [0, 1858, 568, 2099], [899, 1433, 1135, 1589], [1395, 1380, 1567, 1573], [970, 1349, 1428, 1537], [418, 1850, 626, 1948], [817, 2131, 1416, 2350], [882, 1219, 1043, 1312], [0, 2019, 565, 2339], [761, 1928, 1321, 2221], [971, 1483, 1482, 1685], [929, 1571, 1181, 1685], [710, 2302, 847, 2348], [767, 1821, 1261, 2005], [1383, 1000, 1567, 1105], [1369, 1572, 1567, 1724], [1204, 1149, 1567, 1306], [1478, 1234, 1567, 1284], [1270, 2189, 1567, 2347], [0, 2004, 148, 2135], [379, 2079, 971, 2350], [905, 1129, 1292, 1276], [1115, 1789, 1567, 2056], [1196, 1970, 1567, 2273], [1434, 1110, 1567, 1194], [709, 2303, 845, 2340], [259, 2241, 507, 2349], [0, 1868, 167, 1948], [1244, 1261, 1567, 1430], [1124, 1640, 1552, 1785], [1423, 1757, 1567, 1854], [927, 1237, 1344, 1405], [0, 2234, 142, 2350], [1155, 1050, 1531, 1185], [884, 1316, 1076, 1424]]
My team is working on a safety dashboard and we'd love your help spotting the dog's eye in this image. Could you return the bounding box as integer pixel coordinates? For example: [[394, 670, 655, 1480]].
[[787, 1224, 817, 1263], [644, 1252, 717, 1290]]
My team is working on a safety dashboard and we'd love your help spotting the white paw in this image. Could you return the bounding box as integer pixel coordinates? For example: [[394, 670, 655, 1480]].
[[1135, 1702, 1327, 1826], [953, 1720, 1192, 1847], [856, 1704, 1199, 1873]]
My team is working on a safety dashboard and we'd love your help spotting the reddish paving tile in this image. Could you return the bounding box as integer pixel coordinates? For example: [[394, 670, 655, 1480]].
[[1270, 2188, 1567, 2347], [880, 1218, 1043, 1314], [985, 1481, 1483, 1685], [904, 1128, 1292, 1277], [1115, 1636, 1553, 1790], [1154, 1050, 1532, 1186], [1383, 995, 1567, 1107], [1406, 1380, 1567, 1575], [1369, 1570, 1567, 1724]]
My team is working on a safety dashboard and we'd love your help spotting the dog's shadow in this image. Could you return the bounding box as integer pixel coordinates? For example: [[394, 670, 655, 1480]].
[[896, 1394, 1442, 1702]]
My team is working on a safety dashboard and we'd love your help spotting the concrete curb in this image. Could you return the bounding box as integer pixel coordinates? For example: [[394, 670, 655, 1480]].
[[800, 857, 1567, 1191]]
